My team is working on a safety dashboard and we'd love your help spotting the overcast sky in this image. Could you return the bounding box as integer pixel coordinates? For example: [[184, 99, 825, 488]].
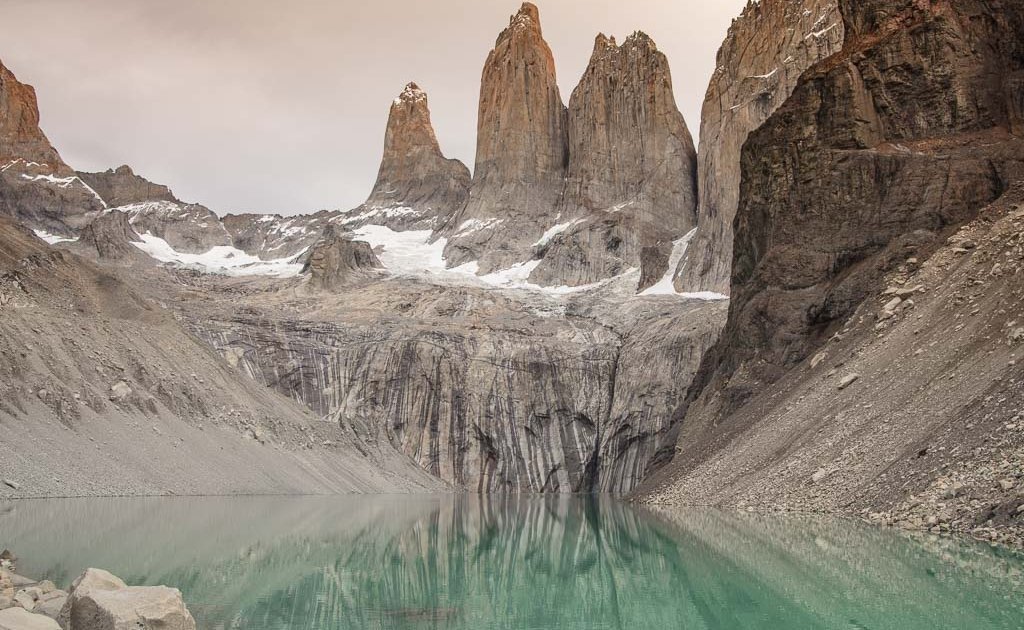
[[0, 0, 746, 215]]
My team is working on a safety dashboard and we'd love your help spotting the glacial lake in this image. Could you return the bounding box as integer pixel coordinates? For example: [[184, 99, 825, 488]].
[[2, 496, 1023, 630]]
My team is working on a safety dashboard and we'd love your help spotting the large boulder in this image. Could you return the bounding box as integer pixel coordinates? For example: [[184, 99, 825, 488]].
[[0, 607, 60, 630], [58, 569, 195, 630]]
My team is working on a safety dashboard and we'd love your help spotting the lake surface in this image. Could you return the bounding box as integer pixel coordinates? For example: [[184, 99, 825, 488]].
[[2, 495, 1023, 629]]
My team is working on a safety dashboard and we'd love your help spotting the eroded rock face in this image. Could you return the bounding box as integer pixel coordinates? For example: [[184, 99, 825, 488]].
[[531, 32, 697, 289], [302, 225, 382, 291], [77, 165, 176, 208], [674, 0, 844, 294], [351, 83, 470, 231], [658, 0, 1024, 492], [79, 210, 141, 260], [443, 2, 568, 272], [190, 280, 725, 494]]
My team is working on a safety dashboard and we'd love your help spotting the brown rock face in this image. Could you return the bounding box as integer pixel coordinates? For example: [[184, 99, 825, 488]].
[[675, 0, 844, 294], [0, 58, 104, 234], [443, 2, 569, 271], [350, 83, 470, 230], [0, 59, 68, 172], [530, 32, 698, 288], [301, 225, 382, 291], [79, 210, 142, 260], [659, 0, 1024, 485], [77, 165, 177, 208]]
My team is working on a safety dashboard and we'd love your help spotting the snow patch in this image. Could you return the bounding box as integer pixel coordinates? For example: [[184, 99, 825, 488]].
[[33, 229, 78, 245], [131, 233, 304, 278], [533, 219, 583, 248], [638, 229, 729, 300], [21, 173, 107, 208], [454, 218, 503, 237]]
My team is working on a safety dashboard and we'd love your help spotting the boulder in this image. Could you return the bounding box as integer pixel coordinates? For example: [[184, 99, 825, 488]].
[[59, 569, 194, 630], [0, 607, 60, 630]]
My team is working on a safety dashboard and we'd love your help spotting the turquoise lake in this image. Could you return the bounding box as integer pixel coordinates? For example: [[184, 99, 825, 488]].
[[2, 496, 1023, 629]]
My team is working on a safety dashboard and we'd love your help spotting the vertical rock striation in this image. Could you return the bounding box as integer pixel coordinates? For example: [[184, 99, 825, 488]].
[[443, 2, 569, 272], [675, 0, 844, 294], [530, 32, 698, 289], [349, 83, 470, 231]]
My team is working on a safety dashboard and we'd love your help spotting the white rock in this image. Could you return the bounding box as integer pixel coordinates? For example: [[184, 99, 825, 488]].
[[0, 607, 61, 630], [108, 381, 132, 402], [60, 569, 195, 630], [838, 374, 860, 390]]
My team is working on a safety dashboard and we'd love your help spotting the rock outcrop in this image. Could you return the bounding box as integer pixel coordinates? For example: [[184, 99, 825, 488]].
[[302, 225, 382, 291], [59, 569, 195, 630], [530, 32, 698, 289], [443, 2, 569, 272], [349, 83, 470, 231], [645, 0, 1024, 539], [77, 165, 177, 208], [79, 210, 142, 260], [222, 211, 333, 260], [674, 0, 844, 294]]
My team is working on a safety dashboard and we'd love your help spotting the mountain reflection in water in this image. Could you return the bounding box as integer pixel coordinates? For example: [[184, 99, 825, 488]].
[[3, 495, 1023, 629]]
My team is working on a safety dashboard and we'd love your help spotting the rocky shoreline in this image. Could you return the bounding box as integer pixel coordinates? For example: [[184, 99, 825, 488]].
[[0, 551, 195, 630]]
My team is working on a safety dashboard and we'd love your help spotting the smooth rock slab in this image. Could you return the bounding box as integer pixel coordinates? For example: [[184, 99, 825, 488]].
[[0, 607, 60, 630], [59, 569, 195, 630]]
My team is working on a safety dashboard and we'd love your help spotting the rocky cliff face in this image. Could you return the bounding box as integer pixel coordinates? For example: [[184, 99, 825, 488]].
[[77, 165, 177, 208], [0, 60, 67, 172], [443, 2, 568, 272], [0, 59, 105, 235], [351, 83, 470, 231], [646, 0, 1024, 538], [530, 32, 698, 289], [674, 0, 844, 294]]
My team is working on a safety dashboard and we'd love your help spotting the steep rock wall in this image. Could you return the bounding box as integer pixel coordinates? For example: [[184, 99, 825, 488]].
[[675, 0, 844, 295]]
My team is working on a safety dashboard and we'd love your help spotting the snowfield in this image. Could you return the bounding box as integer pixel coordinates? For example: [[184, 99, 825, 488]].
[[132, 233, 306, 278]]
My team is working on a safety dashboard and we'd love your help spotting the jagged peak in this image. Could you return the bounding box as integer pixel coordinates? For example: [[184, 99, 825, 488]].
[[113, 165, 135, 176], [624, 30, 657, 50], [505, 2, 542, 37], [593, 33, 618, 53], [394, 82, 428, 106]]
